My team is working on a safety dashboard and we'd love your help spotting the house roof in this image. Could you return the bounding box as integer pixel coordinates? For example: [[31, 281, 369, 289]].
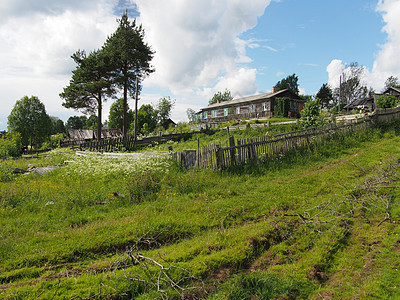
[[198, 89, 303, 112], [344, 97, 374, 109], [383, 87, 400, 94], [68, 128, 123, 140], [68, 129, 94, 140]]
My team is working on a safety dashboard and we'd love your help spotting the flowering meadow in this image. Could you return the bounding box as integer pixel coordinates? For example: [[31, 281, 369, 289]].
[[62, 151, 173, 179]]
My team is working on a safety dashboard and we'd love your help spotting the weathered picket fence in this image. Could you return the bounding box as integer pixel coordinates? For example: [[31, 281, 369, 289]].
[[196, 120, 364, 169], [76, 132, 194, 152], [194, 108, 400, 169]]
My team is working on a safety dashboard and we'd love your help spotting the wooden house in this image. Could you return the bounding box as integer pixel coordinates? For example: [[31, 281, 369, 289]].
[[68, 128, 122, 141], [344, 96, 375, 111], [345, 87, 400, 111], [382, 87, 400, 100], [197, 88, 305, 123]]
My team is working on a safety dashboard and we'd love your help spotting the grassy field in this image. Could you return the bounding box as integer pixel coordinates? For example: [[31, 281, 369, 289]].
[[1, 122, 400, 299]]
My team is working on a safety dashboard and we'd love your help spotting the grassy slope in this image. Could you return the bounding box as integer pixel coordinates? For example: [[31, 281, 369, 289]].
[[1, 125, 400, 299]]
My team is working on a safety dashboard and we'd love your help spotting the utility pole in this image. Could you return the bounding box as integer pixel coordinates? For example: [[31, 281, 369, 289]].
[[134, 76, 139, 143]]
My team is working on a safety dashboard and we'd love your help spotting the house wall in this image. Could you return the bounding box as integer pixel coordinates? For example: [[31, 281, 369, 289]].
[[197, 91, 304, 123]]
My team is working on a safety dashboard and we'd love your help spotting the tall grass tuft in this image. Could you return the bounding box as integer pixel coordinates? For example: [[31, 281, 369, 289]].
[[126, 171, 161, 203]]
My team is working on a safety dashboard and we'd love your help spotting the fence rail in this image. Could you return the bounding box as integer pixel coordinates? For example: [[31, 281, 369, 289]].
[[74, 132, 194, 152], [192, 108, 400, 170], [62, 107, 400, 170]]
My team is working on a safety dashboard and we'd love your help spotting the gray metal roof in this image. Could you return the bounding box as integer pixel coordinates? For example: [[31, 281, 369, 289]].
[[199, 89, 300, 112]]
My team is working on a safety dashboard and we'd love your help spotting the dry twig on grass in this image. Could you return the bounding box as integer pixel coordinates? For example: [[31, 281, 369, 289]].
[[110, 232, 203, 299]]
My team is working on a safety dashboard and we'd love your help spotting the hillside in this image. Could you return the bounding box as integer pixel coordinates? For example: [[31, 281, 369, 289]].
[[1, 122, 400, 299]]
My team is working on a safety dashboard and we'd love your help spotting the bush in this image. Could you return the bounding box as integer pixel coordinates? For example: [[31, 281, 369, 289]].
[[274, 97, 290, 117], [301, 101, 328, 128], [126, 171, 161, 203], [0, 133, 22, 157], [40, 133, 64, 151], [376, 95, 397, 109]]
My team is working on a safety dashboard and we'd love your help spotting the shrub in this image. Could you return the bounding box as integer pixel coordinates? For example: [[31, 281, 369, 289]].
[[0, 132, 22, 157], [301, 100, 328, 128], [40, 133, 64, 151], [274, 97, 290, 117], [126, 171, 161, 203], [376, 95, 397, 109]]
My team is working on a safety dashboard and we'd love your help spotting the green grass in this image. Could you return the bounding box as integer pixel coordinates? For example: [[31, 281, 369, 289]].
[[1, 121, 400, 299], [144, 121, 301, 152]]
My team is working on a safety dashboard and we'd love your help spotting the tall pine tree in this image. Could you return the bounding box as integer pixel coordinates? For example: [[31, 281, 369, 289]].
[[60, 50, 114, 141], [103, 13, 154, 137]]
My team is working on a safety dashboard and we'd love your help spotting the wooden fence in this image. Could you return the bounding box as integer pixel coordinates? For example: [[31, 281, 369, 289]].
[[76, 132, 194, 152], [69, 107, 400, 169], [195, 108, 400, 169]]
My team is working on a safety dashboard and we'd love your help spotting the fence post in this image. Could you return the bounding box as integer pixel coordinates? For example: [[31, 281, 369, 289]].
[[250, 139, 260, 165], [229, 136, 236, 166], [215, 144, 222, 169], [196, 138, 200, 168]]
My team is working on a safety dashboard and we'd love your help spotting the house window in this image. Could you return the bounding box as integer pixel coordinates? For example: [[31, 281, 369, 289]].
[[224, 108, 229, 116], [197, 113, 202, 120], [249, 104, 256, 113], [211, 110, 218, 118], [204, 111, 208, 119], [236, 107, 240, 115]]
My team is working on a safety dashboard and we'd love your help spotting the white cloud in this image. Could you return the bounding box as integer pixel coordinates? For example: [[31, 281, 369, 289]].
[[0, 0, 121, 127], [327, 0, 400, 92], [135, 0, 271, 99], [370, 0, 400, 89], [326, 59, 345, 88], [0, 1, 117, 78], [0, 0, 272, 128]]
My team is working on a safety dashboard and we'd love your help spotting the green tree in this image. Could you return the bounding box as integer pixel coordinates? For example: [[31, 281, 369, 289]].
[[50, 117, 66, 135], [186, 108, 197, 123], [376, 95, 397, 108], [208, 89, 233, 106], [316, 83, 334, 109], [275, 74, 299, 95], [384, 76, 400, 90], [85, 115, 98, 129], [333, 62, 368, 108], [66, 116, 87, 130], [103, 13, 154, 137], [60, 49, 114, 141], [135, 104, 157, 134], [156, 97, 175, 123], [108, 98, 134, 130], [7, 96, 52, 148]]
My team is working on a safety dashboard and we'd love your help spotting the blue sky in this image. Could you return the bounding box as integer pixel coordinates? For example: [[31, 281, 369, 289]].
[[245, 0, 384, 94], [0, 0, 398, 131]]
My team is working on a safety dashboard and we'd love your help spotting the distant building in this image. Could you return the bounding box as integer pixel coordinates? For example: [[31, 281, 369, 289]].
[[67, 128, 122, 141], [344, 96, 375, 111], [197, 88, 305, 123], [159, 118, 177, 130], [344, 87, 400, 111]]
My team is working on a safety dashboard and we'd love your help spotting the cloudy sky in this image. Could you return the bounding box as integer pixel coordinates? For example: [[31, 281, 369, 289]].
[[0, 0, 399, 130]]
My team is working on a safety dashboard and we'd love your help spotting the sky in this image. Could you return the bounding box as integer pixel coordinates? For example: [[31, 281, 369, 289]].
[[0, 0, 399, 131]]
